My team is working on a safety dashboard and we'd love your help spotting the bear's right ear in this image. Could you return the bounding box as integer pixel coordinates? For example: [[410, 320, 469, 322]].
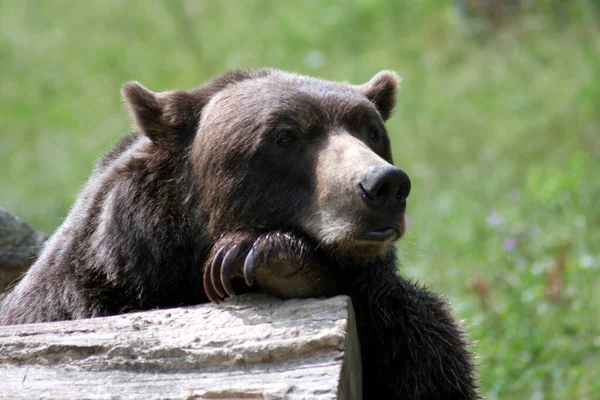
[[122, 81, 201, 142]]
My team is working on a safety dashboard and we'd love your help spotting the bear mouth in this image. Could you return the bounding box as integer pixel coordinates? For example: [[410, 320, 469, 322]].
[[361, 227, 399, 242]]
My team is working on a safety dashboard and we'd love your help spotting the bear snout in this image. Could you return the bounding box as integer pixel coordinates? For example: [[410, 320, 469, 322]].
[[358, 164, 411, 212]]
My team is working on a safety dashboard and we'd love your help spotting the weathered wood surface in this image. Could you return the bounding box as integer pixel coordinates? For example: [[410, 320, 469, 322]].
[[0, 208, 47, 297], [0, 294, 361, 400]]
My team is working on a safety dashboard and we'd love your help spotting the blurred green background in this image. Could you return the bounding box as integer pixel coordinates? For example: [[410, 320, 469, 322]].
[[1, 1, 599, 398]]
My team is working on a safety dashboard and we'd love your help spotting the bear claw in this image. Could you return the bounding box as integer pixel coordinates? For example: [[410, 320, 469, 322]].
[[209, 246, 227, 298], [221, 245, 242, 297], [243, 247, 259, 287], [203, 230, 264, 303]]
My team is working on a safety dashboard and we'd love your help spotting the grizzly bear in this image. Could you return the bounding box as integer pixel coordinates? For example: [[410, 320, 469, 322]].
[[0, 69, 478, 398]]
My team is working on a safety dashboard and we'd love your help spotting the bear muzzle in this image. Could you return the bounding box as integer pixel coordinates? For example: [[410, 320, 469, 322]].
[[354, 164, 410, 242]]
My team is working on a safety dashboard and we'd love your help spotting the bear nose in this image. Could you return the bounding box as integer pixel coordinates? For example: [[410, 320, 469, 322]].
[[358, 164, 411, 210]]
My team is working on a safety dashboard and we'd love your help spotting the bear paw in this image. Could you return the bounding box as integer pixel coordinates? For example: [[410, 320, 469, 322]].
[[203, 229, 335, 303]]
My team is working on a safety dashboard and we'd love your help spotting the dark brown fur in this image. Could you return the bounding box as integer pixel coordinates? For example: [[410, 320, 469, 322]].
[[0, 69, 478, 399]]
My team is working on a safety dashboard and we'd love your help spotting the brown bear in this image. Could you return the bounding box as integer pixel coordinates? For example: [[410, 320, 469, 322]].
[[0, 69, 478, 399]]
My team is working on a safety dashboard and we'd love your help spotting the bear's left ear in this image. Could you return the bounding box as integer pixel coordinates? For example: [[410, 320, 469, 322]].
[[356, 71, 401, 121], [122, 81, 201, 142]]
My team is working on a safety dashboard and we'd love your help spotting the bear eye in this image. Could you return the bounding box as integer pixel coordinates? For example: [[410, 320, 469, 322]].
[[368, 129, 379, 142], [275, 131, 296, 147]]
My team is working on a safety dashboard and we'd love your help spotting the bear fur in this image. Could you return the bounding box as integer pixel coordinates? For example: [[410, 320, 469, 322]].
[[0, 69, 478, 399]]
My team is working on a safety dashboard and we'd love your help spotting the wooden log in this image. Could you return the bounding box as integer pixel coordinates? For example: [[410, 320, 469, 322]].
[[0, 208, 48, 298], [0, 294, 362, 400]]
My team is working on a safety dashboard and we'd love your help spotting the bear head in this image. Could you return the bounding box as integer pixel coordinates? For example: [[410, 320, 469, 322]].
[[122, 69, 410, 264]]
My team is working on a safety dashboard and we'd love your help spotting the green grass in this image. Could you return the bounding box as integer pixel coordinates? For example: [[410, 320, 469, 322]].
[[1, 1, 599, 398]]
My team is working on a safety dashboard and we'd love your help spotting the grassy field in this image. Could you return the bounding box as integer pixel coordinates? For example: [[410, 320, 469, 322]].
[[1, 1, 599, 398]]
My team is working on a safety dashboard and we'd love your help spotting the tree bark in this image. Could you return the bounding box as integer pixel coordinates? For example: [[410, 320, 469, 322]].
[[0, 208, 48, 298], [0, 294, 362, 400]]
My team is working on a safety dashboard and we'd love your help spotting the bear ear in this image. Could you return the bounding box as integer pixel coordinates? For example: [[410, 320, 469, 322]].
[[122, 81, 203, 142], [356, 71, 401, 121], [122, 81, 169, 141]]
